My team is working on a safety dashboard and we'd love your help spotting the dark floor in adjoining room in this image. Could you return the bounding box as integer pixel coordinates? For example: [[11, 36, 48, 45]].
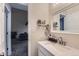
[[12, 39, 28, 56]]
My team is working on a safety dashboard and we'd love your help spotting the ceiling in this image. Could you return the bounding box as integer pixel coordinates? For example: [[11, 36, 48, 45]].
[[10, 3, 28, 11]]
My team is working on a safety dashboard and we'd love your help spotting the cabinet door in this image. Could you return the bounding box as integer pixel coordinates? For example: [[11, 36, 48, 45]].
[[38, 50, 45, 56], [38, 45, 54, 56]]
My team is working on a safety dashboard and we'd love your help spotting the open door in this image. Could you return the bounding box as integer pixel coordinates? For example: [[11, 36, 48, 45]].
[[4, 4, 12, 56]]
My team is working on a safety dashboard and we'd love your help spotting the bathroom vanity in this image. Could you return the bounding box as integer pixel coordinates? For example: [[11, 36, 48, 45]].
[[38, 41, 79, 56]]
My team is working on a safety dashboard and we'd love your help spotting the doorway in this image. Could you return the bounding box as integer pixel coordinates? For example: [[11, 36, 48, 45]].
[[5, 3, 28, 56]]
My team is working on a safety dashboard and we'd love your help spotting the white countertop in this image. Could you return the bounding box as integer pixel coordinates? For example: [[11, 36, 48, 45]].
[[38, 40, 79, 56]]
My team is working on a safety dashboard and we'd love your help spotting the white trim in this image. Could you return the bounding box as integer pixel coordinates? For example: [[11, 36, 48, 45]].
[[4, 3, 12, 56], [4, 4, 7, 56], [28, 4, 30, 56]]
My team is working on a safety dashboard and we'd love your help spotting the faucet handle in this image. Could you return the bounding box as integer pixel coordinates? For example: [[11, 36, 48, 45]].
[[57, 37, 61, 44], [57, 37, 63, 44], [63, 41, 66, 46], [58, 37, 66, 45]]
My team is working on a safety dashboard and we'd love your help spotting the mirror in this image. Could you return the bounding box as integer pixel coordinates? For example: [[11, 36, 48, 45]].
[[51, 4, 79, 33]]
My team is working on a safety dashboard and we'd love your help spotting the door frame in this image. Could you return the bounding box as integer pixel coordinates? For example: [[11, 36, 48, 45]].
[[4, 4, 12, 56]]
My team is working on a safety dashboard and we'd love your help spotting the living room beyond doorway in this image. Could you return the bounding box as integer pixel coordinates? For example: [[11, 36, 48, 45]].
[[11, 4, 28, 56]]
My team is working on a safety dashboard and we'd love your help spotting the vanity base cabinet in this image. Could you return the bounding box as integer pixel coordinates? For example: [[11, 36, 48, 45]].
[[38, 44, 54, 56], [38, 50, 45, 56]]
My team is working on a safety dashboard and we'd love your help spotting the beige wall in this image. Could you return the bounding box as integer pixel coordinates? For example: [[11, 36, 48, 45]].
[[0, 3, 4, 54], [28, 3, 50, 56]]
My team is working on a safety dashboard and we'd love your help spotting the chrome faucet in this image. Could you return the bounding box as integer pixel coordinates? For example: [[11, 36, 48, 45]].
[[58, 37, 66, 46]]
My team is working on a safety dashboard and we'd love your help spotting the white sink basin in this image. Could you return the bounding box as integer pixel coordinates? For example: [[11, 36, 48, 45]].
[[38, 41, 79, 56]]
